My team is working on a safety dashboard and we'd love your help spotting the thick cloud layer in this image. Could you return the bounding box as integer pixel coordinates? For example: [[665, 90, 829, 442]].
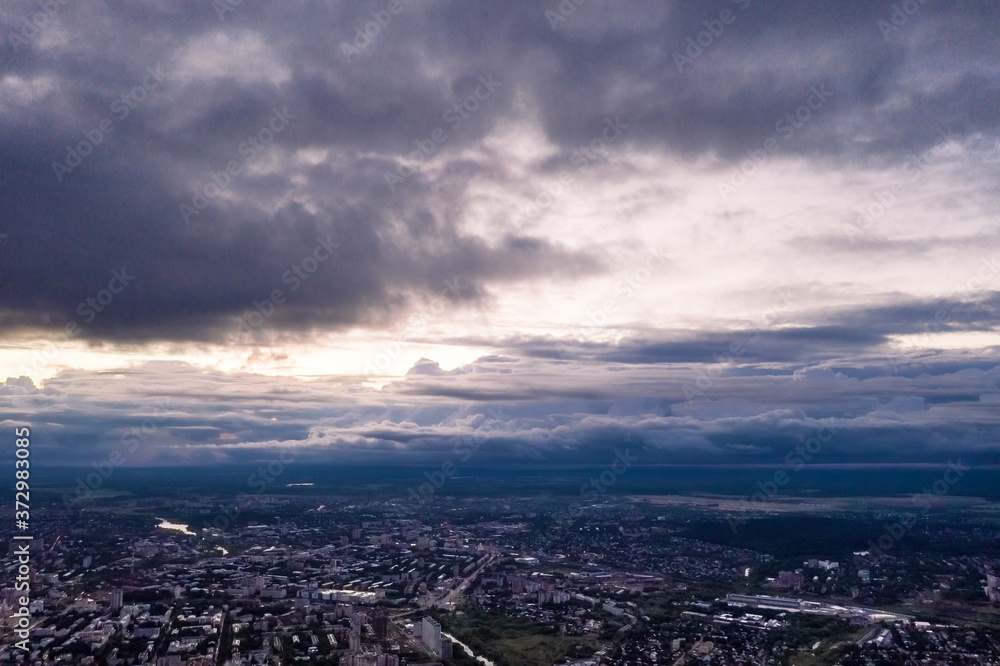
[[3, 349, 998, 467], [2, 0, 999, 340], [1, 1, 998, 467]]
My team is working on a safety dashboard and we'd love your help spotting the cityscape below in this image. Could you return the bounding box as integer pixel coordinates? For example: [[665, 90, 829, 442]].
[[2, 465, 999, 665]]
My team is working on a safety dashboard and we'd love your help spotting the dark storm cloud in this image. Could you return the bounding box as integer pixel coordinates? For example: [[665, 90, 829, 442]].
[[502, 0, 1000, 159], [490, 291, 1000, 366], [594, 327, 890, 365], [819, 291, 1000, 336], [0, 0, 595, 342], [2, 0, 998, 342]]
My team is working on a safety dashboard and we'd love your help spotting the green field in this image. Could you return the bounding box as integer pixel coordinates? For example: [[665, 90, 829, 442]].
[[443, 611, 600, 666]]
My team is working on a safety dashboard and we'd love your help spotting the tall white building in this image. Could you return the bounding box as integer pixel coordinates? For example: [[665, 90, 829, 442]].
[[986, 573, 1000, 603], [421, 617, 442, 658]]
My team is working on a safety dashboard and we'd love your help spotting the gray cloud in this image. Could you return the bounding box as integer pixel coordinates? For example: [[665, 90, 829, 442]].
[[2, 0, 998, 342], [2, 1, 999, 470], [4, 347, 998, 467]]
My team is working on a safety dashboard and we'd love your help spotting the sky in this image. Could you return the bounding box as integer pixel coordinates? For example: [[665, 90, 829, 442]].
[[1, 0, 999, 468]]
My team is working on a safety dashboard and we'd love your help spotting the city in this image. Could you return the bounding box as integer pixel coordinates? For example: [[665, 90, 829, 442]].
[[3, 473, 999, 665]]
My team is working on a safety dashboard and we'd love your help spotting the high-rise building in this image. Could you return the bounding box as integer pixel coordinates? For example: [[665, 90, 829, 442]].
[[110, 588, 124, 613], [350, 613, 363, 652], [421, 617, 442, 658], [371, 609, 389, 640], [776, 571, 804, 591], [986, 573, 1000, 603]]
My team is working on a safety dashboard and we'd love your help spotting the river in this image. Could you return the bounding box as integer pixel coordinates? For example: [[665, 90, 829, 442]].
[[155, 519, 196, 536], [442, 631, 494, 666]]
